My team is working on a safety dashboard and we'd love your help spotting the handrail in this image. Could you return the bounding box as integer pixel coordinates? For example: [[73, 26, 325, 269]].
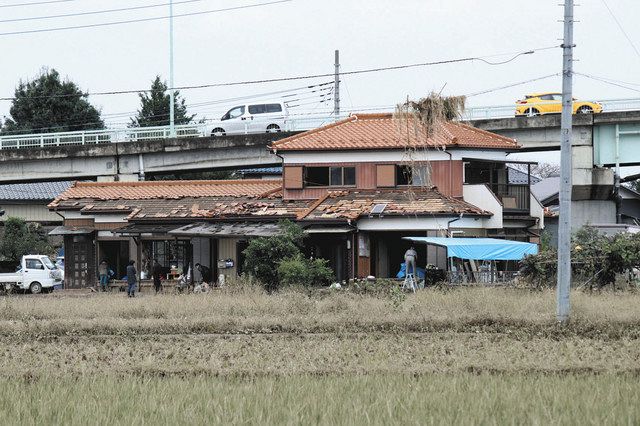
[[1, 98, 640, 150]]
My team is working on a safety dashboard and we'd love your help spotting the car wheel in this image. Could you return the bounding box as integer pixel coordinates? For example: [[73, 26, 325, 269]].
[[266, 124, 281, 133], [30, 282, 42, 295], [525, 108, 540, 117], [577, 105, 593, 114], [211, 128, 226, 137]]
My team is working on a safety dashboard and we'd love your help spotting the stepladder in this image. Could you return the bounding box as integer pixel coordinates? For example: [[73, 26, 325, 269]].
[[403, 273, 417, 293]]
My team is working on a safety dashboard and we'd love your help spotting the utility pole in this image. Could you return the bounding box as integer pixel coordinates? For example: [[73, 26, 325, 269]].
[[169, 0, 176, 138], [334, 50, 340, 118], [557, 0, 574, 323]]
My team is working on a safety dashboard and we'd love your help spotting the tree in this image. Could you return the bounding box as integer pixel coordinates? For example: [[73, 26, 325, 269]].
[[0, 217, 53, 264], [130, 76, 194, 127], [511, 162, 560, 179], [1, 68, 104, 135]]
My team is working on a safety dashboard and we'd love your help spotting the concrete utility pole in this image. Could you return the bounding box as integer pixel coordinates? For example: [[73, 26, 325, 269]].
[[557, 0, 574, 323], [334, 50, 340, 118], [169, 0, 176, 138]]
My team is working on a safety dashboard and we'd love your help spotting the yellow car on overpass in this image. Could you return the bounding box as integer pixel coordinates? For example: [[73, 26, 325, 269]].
[[515, 92, 603, 116]]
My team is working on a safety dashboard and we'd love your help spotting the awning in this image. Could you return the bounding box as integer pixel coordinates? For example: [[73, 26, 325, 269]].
[[49, 226, 94, 236], [113, 223, 181, 237], [402, 237, 538, 260], [304, 226, 355, 234], [168, 222, 281, 238]]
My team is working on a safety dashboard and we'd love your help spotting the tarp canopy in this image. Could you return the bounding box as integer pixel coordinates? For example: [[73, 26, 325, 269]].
[[402, 237, 538, 261]]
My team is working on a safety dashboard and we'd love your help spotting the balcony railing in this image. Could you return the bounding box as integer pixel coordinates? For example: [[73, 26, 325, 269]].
[[490, 184, 530, 212]]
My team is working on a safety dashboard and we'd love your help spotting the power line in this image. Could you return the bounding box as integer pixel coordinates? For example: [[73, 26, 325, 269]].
[[574, 72, 640, 94], [0, 0, 210, 24], [0, 0, 73, 8], [0, 0, 292, 36], [465, 73, 560, 97], [600, 0, 640, 62], [0, 46, 558, 101]]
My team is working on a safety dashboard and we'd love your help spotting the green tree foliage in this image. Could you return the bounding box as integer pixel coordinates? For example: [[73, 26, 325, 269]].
[[130, 76, 194, 128], [242, 221, 333, 290], [520, 226, 640, 289], [0, 217, 53, 264], [278, 255, 334, 287], [1, 69, 104, 135]]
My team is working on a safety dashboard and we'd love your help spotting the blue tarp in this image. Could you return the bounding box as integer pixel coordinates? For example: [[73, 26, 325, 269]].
[[402, 237, 538, 261], [396, 263, 426, 279]]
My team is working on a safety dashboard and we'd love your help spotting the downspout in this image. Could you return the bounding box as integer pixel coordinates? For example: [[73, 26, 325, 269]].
[[138, 154, 146, 181], [444, 148, 453, 196], [446, 213, 463, 237]]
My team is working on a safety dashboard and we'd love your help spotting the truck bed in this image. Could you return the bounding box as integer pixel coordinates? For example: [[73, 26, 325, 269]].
[[0, 273, 22, 283]]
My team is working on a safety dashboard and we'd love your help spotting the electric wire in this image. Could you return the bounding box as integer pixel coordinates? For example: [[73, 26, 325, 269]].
[[0, 0, 211, 24], [600, 0, 640, 62], [0, 46, 559, 101], [0, 0, 73, 8], [0, 0, 292, 37], [574, 72, 640, 94], [465, 73, 560, 97]]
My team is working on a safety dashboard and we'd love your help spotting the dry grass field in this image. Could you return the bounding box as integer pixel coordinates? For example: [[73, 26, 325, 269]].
[[1, 286, 639, 424]]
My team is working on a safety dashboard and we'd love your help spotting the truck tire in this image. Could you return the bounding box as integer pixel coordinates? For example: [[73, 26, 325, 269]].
[[30, 282, 42, 294]]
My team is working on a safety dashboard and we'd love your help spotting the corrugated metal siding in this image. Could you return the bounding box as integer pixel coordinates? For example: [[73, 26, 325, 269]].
[[0, 205, 62, 223], [357, 163, 376, 189], [218, 238, 240, 278]]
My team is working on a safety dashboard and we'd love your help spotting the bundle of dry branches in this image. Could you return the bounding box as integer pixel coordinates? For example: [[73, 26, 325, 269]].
[[395, 92, 466, 137]]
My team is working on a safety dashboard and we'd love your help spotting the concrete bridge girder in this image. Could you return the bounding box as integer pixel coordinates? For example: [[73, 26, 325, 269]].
[[0, 133, 290, 183]]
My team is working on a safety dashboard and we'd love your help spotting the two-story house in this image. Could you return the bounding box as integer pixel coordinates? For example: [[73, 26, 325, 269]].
[[271, 113, 544, 279]]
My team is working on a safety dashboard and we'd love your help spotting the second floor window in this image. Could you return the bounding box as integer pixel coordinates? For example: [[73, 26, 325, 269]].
[[305, 166, 356, 187], [396, 165, 430, 186]]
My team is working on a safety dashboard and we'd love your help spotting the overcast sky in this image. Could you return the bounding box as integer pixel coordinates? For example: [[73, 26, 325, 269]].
[[1, 0, 640, 170]]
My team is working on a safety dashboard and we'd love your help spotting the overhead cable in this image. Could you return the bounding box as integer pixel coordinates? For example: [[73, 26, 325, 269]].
[[0, 0, 292, 36], [0, 46, 558, 101], [0, 0, 73, 8], [0, 0, 210, 24]]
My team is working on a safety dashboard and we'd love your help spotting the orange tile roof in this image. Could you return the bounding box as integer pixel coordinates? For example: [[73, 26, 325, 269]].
[[271, 113, 519, 151], [49, 180, 282, 208]]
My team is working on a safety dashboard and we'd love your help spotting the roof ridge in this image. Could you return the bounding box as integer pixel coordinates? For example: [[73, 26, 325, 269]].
[[74, 179, 281, 188], [449, 121, 520, 147]]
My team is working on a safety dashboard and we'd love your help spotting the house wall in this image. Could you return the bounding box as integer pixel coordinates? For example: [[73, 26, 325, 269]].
[[218, 238, 242, 280], [284, 160, 464, 200], [0, 204, 62, 224], [462, 184, 503, 229]]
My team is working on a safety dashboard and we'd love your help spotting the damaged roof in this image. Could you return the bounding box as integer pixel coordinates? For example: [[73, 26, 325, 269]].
[[49, 180, 283, 208], [298, 187, 490, 221], [271, 113, 519, 152]]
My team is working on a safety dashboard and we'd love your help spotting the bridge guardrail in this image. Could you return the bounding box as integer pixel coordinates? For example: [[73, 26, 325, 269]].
[[1, 98, 639, 150]]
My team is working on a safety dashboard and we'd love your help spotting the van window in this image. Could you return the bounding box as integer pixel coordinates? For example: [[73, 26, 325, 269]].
[[266, 103, 282, 113], [222, 106, 245, 121], [26, 259, 44, 270], [248, 104, 266, 114]]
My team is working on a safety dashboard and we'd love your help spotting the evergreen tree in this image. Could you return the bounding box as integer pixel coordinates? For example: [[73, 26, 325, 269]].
[[1, 68, 104, 134], [130, 76, 194, 127]]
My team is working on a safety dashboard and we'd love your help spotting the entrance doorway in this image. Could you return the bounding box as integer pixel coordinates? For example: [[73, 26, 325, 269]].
[[98, 240, 129, 280]]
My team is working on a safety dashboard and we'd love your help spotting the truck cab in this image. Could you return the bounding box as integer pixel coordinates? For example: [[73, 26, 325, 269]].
[[0, 255, 62, 294]]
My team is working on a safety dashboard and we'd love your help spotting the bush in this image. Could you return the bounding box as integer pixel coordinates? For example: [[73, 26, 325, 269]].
[[278, 255, 334, 287], [0, 217, 53, 264]]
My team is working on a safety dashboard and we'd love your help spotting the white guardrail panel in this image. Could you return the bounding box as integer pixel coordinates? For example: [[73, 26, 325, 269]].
[[1, 99, 640, 150]]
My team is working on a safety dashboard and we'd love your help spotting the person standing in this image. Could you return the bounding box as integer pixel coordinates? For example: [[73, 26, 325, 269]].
[[126, 260, 137, 298], [152, 259, 163, 294], [195, 263, 212, 285], [97, 260, 109, 292], [404, 246, 418, 277]]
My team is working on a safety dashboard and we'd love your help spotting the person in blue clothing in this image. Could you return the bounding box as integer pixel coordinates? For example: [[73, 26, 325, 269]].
[[126, 260, 137, 297]]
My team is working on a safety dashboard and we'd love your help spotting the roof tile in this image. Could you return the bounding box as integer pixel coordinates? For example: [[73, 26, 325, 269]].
[[272, 113, 519, 151]]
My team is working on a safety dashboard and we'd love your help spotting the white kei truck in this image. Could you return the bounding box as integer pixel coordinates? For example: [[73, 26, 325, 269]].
[[0, 255, 63, 294]]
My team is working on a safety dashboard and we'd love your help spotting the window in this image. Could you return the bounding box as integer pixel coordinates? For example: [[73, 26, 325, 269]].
[[26, 259, 44, 270], [248, 104, 266, 114], [222, 106, 245, 121], [266, 103, 282, 113], [304, 166, 356, 187], [396, 165, 430, 186], [540, 94, 556, 101], [149, 241, 189, 269]]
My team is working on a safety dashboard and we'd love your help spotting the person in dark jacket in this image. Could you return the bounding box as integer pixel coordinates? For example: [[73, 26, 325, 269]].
[[152, 259, 163, 294], [126, 260, 137, 297], [195, 263, 212, 284]]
